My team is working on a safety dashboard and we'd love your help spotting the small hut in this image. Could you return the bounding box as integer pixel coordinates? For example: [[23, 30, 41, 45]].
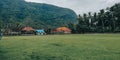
[[21, 27, 35, 34], [52, 27, 71, 34], [35, 29, 46, 35]]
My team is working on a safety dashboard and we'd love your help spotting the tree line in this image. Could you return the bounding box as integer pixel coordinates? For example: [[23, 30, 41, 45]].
[[68, 3, 120, 33], [0, 2, 120, 34]]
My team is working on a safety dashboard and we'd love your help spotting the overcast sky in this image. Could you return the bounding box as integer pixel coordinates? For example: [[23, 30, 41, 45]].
[[25, 0, 120, 15]]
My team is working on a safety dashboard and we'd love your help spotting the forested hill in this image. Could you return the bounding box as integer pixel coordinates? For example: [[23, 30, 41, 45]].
[[0, 0, 77, 29]]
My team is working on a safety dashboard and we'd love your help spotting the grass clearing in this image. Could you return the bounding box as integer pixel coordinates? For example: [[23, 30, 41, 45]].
[[0, 34, 120, 60]]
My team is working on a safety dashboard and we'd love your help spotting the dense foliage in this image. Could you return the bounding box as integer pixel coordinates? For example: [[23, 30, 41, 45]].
[[0, 0, 77, 31], [0, 0, 119, 34], [75, 3, 120, 33]]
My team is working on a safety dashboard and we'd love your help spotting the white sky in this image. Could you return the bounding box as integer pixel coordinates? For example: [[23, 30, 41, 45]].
[[25, 0, 120, 15]]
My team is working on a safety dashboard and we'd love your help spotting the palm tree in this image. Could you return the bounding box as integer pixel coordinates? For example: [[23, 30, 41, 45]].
[[99, 9, 105, 32], [88, 12, 92, 31]]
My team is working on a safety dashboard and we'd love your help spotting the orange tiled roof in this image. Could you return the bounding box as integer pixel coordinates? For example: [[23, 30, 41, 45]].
[[56, 27, 71, 32], [22, 27, 35, 31]]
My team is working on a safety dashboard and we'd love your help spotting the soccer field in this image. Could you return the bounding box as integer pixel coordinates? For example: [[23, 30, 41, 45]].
[[0, 34, 120, 60]]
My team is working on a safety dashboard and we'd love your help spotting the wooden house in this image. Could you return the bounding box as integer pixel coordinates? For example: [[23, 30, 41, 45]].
[[52, 27, 71, 34], [21, 27, 35, 34]]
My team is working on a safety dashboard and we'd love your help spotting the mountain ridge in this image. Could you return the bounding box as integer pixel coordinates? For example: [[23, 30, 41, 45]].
[[0, 0, 77, 29]]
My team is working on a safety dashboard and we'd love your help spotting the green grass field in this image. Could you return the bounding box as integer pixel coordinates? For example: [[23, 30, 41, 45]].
[[0, 34, 120, 60]]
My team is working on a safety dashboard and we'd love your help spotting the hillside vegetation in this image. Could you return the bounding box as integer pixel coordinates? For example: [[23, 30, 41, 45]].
[[0, 0, 77, 29]]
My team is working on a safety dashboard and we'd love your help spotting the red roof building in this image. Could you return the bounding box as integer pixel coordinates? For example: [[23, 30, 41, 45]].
[[22, 27, 35, 31], [52, 27, 71, 34], [21, 27, 35, 34]]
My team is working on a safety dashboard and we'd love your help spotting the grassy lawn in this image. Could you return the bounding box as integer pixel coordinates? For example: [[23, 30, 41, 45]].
[[0, 34, 120, 60]]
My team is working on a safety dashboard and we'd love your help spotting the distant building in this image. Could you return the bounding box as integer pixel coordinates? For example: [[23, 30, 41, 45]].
[[52, 27, 71, 34], [21, 27, 35, 34], [35, 29, 46, 35]]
